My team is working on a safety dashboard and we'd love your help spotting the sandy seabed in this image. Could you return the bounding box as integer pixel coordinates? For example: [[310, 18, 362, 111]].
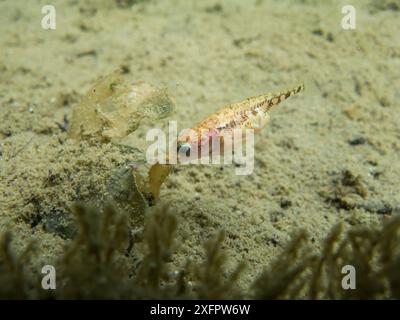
[[0, 0, 399, 292]]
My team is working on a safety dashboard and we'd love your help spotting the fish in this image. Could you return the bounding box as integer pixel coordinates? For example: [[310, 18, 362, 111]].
[[176, 83, 304, 160]]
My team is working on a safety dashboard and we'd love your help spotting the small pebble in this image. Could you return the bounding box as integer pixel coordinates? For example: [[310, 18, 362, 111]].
[[348, 136, 367, 146]]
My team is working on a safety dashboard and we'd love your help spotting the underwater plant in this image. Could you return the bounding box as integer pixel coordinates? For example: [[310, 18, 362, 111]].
[[0, 232, 38, 299], [55, 203, 132, 299], [1, 202, 400, 299], [253, 216, 400, 299]]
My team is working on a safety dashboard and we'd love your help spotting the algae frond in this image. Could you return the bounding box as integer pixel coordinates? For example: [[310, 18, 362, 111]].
[[1, 203, 400, 299]]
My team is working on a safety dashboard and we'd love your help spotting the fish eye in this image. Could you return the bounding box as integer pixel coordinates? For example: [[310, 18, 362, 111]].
[[177, 142, 191, 157]]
